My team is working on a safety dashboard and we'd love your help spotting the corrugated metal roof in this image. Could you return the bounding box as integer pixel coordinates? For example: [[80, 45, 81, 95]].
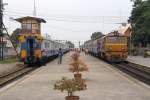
[[15, 16, 46, 23]]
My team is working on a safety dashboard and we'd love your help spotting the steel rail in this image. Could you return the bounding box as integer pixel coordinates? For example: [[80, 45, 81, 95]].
[[112, 62, 150, 85], [0, 66, 36, 88]]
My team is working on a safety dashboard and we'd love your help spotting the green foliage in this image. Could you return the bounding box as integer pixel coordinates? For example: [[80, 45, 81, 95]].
[[91, 32, 104, 40], [143, 50, 150, 57], [0, 56, 19, 64], [54, 77, 81, 96], [66, 41, 75, 48], [130, 0, 150, 46], [10, 28, 21, 48], [69, 52, 88, 73]]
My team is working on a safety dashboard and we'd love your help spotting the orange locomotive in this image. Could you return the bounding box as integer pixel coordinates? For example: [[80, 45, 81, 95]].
[[85, 32, 128, 62]]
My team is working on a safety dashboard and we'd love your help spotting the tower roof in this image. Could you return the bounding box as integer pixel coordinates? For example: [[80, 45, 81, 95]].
[[15, 16, 46, 23]]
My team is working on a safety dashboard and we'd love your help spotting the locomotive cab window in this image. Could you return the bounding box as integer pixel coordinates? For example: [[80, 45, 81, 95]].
[[106, 36, 127, 43]]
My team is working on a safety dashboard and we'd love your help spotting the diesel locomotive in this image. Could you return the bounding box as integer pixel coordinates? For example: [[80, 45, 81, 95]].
[[84, 31, 128, 62]]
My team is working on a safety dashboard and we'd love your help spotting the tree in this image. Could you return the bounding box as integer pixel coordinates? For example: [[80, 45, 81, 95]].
[[91, 32, 104, 40], [10, 28, 21, 48], [66, 41, 75, 48], [130, 0, 150, 47], [69, 52, 88, 73]]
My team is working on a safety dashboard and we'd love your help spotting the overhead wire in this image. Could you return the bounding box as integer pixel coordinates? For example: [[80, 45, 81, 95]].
[[46, 25, 101, 32], [3, 10, 129, 36], [5, 9, 129, 18], [4, 10, 129, 24]]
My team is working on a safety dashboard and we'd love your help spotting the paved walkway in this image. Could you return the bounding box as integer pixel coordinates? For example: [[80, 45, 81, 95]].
[[127, 56, 150, 67], [0, 52, 150, 100]]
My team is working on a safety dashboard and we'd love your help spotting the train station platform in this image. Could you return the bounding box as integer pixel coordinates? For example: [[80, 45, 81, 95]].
[[127, 56, 150, 67], [0, 52, 150, 100]]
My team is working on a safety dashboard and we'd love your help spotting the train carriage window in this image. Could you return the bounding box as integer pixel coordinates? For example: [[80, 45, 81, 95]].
[[49, 41, 52, 49], [45, 42, 50, 49], [35, 43, 41, 49]]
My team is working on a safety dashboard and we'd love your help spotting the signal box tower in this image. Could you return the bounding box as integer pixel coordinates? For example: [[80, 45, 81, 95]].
[[15, 16, 46, 34], [15, 16, 46, 64]]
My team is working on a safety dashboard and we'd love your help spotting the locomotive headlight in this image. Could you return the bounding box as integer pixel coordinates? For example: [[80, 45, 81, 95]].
[[122, 48, 125, 51]]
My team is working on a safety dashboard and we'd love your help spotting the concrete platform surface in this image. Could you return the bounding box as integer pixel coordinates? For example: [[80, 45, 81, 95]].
[[127, 56, 150, 67], [0, 52, 150, 100]]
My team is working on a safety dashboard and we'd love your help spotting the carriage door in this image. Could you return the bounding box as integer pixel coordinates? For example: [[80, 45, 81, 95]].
[[28, 38, 35, 56]]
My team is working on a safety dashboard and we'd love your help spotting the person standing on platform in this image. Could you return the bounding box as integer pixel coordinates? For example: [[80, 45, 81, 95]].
[[85, 48, 88, 55], [58, 48, 63, 64]]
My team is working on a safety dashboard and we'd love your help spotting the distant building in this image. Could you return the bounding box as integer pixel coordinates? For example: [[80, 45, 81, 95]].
[[65, 41, 74, 49], [55, 40, 74, 49], [107, 31, 121, 36], [118, 24, 132, 37], [0, 35, 16, 58]]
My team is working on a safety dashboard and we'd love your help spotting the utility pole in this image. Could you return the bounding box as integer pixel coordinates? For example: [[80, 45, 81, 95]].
[[0, 0, 3, 60], [0, 1, 18, 60], [129, 20, 133, 56], [33, 0, 37, 16], [79, 41, 80, 48]]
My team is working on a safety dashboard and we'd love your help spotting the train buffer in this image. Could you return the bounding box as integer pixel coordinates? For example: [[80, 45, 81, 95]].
[[0, 52, 150, 100]]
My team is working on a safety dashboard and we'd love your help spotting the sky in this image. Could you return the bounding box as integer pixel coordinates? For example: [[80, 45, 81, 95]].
[[3, 0, 133, 46]]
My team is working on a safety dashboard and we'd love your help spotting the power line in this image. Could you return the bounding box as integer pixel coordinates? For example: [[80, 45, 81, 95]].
[[4, 10, 129, 24], [4, 10, 128, 19], [4, 10, 32, 15], [4, 9, 129, 18], [47, 25, 101, 32], [5, 14, 128, 24]]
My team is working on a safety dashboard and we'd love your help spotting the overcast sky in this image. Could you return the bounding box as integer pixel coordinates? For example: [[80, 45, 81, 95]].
[[4, 0, 133, 45]]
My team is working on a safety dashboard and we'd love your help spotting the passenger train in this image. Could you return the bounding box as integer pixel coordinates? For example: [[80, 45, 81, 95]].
[[84, 31, 128, 62], [41, 37, 69, 63]]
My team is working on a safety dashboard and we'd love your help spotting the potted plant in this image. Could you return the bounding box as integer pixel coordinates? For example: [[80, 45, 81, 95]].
[[69, 52, 88, 81], [54, 77, 81, 100]]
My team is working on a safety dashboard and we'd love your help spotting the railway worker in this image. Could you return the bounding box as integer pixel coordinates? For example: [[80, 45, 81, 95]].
[[58, 48, 63, 64]]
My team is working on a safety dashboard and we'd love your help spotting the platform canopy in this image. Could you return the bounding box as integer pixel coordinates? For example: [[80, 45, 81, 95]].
[[15, 16, 46, 23]]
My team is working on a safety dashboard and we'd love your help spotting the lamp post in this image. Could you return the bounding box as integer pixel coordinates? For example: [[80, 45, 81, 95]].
[[130, 28, 132, 56]]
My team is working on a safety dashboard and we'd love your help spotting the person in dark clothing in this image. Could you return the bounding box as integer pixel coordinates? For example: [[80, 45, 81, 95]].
[[58, 48, 63, 64]]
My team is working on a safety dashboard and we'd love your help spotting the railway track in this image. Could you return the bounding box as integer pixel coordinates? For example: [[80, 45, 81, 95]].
[[88, 53, 150, 85], [0, 52, 70, 88], [112, 62, 150, 85], [0, 64, 37, 88]]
